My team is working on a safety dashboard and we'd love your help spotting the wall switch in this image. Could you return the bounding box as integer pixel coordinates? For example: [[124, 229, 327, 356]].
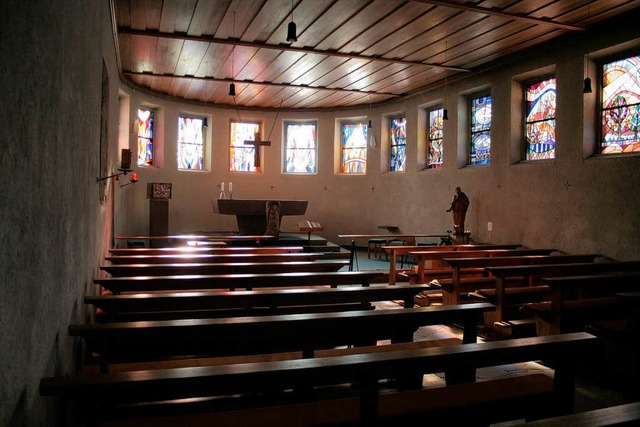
[[487, 222, 493, 231]]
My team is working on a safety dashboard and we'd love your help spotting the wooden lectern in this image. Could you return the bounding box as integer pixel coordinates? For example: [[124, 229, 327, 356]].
[[148, 183, 172, 247]]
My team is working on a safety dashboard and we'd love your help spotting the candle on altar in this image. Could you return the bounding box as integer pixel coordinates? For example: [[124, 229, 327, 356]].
[[221, 182, 224, 192], [229, 182, 233, 192]]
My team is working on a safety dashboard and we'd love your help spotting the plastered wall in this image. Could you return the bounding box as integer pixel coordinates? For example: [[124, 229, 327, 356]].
[[119, 14, 640, 260], [0, 1, 118, 425], [1, 3, 639, 426]]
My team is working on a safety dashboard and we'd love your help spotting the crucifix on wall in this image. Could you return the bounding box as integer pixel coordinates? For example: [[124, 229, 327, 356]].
[[244, 132, 271, 167]]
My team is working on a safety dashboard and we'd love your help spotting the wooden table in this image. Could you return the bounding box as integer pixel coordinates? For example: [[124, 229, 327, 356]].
[[214, 199, 308, 235]]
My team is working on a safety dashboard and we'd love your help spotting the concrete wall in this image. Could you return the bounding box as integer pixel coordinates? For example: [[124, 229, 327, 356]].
[[0, 1, 118, 425], [119, 14, 640, 260]]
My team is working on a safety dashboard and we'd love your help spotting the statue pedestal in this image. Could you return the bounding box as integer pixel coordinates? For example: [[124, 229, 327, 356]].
[[450, 231, 472, 245]]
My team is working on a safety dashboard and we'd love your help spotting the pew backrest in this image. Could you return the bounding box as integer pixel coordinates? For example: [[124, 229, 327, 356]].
[[384, 244, 523, 285], [104, 252, 325, 265], [100, 259, 350, 277], [478, 261, 640, 327], [443, 254, 601, 270], [409, 249, 559, 284], [94, 270, 385, 294], [108, 246, 305, 256], [70, 302, 495, 372], [40, 332, 596, 424], [86, 283, 433, 321]]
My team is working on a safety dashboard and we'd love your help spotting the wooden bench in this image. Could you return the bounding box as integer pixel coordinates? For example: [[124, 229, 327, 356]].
[[69, 302, 494, 373], [439, 254, 601, 306], [95, 270, 385, 294], [39, 332, 596, 426], [100, 259, 350, 277], [108, 246, 305, 256], [509, 401, 640, 426], [476, 261, 640, 334], [86, 283, 434, 322], [521, 271, 640, 336], [104, 252, 325, 265], [383, 243, 522, 285], [409, 248, 559, 285]]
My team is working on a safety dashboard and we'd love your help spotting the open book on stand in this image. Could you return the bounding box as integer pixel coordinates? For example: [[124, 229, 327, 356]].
[[297, 221, 324, 232]]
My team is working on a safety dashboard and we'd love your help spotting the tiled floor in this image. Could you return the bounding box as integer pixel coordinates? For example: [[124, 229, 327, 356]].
[[350, 248, 640, 417]]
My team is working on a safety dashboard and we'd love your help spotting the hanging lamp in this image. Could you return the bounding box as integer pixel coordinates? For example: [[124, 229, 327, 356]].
[[229, 12, 237, 96], [287, 0, 297, 42], [583, 1, 592, 94]]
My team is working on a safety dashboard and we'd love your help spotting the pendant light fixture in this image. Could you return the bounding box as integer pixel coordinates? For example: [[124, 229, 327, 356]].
[[229, 11, 237, 97], [287, 0, 297, 42], [367, 77, 376, 148], [583, 1, 592, 94], [443, 40, 449, 120]]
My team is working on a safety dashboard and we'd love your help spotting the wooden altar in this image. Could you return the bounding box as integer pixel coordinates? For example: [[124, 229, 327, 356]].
[[213, 199, 308, 235]]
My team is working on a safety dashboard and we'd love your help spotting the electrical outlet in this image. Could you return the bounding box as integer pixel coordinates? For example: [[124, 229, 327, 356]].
[[487, 222, 493, 231]]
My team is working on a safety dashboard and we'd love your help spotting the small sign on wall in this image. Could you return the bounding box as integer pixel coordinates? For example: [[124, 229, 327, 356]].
[[147, 183, 172, 200]]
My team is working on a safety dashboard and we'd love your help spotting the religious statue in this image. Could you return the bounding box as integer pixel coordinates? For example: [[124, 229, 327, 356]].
[[265, 201, 281, 238], [446, 187, 470, 236]]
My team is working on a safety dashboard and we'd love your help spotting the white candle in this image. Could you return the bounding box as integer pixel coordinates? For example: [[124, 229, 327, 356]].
[[221, 182, 224, 192], [229, 182, 233, 192]]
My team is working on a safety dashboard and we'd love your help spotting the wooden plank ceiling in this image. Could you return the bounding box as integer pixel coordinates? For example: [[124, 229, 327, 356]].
[[113, 0, 639, 110]]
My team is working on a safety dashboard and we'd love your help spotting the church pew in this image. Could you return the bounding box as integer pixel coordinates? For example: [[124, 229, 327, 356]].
[[438, 254, 601, 305], [69, 303, 494, 373], [100, 259, 350, 277], [86, 283, 434, 322], [409, 248, 559, 285], [509, 401, 640, 426], [474, 261, 640, 334], [95, 271, 385, 294], [520, 271, 640, 335], [383, 243, 523, 285], [104, 252, 325, 265], [108, 246, 305, 256], [39, 332, 596, 426]]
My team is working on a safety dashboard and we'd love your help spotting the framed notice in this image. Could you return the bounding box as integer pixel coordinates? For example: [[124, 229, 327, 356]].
[[147, 183, 172, 200]]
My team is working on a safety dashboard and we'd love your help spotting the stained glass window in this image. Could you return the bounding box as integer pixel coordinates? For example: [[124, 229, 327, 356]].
[[341, 122, 367, 174], [136, 108, 154, 166], [525, 78, 556, 160], [230, 121, 261, 172], [390, 117, 407, 172], [284, 121, 317, 173], [470, 95, 492, 165], [428, 108, 444, 169], [601, 54, 640, 154], [177, 116, 205, 170]]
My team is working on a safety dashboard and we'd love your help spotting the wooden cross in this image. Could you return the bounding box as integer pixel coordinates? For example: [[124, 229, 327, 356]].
[[244, 132, 271, 167]]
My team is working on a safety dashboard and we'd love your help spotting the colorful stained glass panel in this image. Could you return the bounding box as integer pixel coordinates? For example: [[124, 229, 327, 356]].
[[230, 122, 260, 172], [137, 108, 153, 166], [285, 122, 317, 173], [601, 55, 640, 154], [390, 117, 406, 172], [341, 122, 367, 174], [525, 78, 556, 160], [177, 116, 204, 170], [428, 108, 444, 169], [470, 96, 491, 165]]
